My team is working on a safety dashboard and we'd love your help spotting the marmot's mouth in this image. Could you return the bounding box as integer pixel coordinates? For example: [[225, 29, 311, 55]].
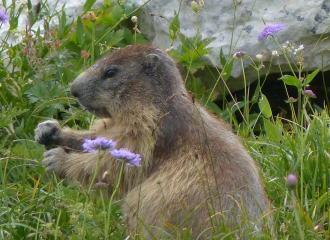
[[84, 106, 112, 118]]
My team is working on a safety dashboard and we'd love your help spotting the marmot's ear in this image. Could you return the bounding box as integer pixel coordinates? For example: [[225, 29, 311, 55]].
[[143, 53, 160, 75]]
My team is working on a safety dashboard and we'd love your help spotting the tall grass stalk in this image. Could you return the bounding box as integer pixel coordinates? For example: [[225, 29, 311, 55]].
[[106, 161, 125, 238], [91, 21, 95, 65], [83, 150, 101, 238], [291, 190, 304, 240]]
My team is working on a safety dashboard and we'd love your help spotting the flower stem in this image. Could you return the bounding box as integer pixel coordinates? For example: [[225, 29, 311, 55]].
[[291, 189, 304, 240], [83, 150, 101, 238], [88, 150, 101, 194], [55, 209, 62, 240], [298, 89, 302, 125], [100, 190, 108, 240], [240, 58, 249, 136], [106, 161, 125, 238], [272, 37, 295, 76], [91, 21, 95, 65]]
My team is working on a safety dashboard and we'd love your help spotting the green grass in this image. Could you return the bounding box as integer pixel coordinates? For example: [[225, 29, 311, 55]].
[[0, 0, 329, 239]]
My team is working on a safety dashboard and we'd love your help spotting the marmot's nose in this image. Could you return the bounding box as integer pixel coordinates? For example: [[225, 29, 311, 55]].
[[70, 82, 79, 98]]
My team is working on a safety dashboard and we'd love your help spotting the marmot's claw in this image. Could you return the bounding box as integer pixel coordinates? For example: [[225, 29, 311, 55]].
[[42, 148, 66, 174], [35, 120, 61, 146]]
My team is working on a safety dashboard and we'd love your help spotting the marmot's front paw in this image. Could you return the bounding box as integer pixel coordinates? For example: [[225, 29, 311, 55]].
[[42, 148, 66, 174], [35, 120, 62, 146]]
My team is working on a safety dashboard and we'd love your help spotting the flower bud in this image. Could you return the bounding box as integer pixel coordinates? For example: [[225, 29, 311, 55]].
[[256, 54, 262, 60], [198, 0, 205, 7], [91, 182, 107, 190], [284, 97, 297, 103], [87, 11, 96, 22], [272, 50, 279, 57], [287, 174, 297, 190], [191, 1, 199, 13], [81, 50, 91, 59], [131, 16, 138, 23], [56, 203, 69, 210], [303, 89, 316, 98], [233, 51, 246, 59], [55, 40, 61, 48]]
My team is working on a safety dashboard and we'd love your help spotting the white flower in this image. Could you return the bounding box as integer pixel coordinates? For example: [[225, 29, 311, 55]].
[[272, 50, 279, 57], [131, 16, 138, 23], [297, 44, 304, 51], [165, 46, 175, 53], [256, 54, 262, 60]]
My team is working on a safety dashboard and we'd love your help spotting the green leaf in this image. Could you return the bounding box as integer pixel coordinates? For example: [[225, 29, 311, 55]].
[[0, 107, 28, 129], [201, 37, 215, 47], [303, 67, 320, 86], [106, 29, 125, 47], [112, 5, 123, 22], [222, 101, 245, 121], [180, 60, 204, 70], [9, 7, 23, 30], [0, 69, 7, 79], [124, 0, 134, 15], [103, 0, 112, 7], [25, 81, 65, 104], [15, 51, 23, 68], [169, 10, 180, 41], [178, 34, 190, 49], [258, 94, 272, 118], [186, 77, 204, 98], [76, 16, 86, 46], [83, 0, 97, 15], [221, 59, 234, 81], [59, 9, 66, 39], [219, 48, 227, 67], [263, 118, 280, 142], [280, 75, 302, 89], [201, 98, 222, 116]]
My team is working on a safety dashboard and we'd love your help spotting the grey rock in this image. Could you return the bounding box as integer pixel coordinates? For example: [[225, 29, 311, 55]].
[[244, 25, 254, 34], [297, 16, 304, 21], [0, 0, 103, 45], [322, 0, 330, 13], [133, 0, 330, 95]]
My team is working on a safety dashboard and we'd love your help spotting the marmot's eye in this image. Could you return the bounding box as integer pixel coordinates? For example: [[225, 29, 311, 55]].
[[104, 69, 117, 78]]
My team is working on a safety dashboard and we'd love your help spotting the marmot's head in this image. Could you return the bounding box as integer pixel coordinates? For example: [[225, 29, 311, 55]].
[[70, 45, 187, 119]]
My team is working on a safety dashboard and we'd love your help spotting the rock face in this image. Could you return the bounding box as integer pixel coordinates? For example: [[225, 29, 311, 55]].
[[1, 0, 329, 95], [0, 0, 103, 45], [133, 0, 330, 94]]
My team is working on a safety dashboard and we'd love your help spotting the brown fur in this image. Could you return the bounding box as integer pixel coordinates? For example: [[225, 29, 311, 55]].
[[35, 45, 271, 238]]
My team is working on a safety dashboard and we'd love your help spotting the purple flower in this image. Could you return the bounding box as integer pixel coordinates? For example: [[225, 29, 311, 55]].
[[287, 174, 298, 190], [110, 148, 141, 167], [302, 89, 316, 98], [91, 182, 107, 189], [284, 97, 297, 103], [257, 24, 285, 39], [0, 9, 9, 25], [83, 137, 116, 154], [233, 51, 246, 59], [56, 203, 69, 210]]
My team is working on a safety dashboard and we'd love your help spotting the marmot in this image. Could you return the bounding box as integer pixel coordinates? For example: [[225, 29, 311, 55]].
[[35, 45, 271, 238]]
